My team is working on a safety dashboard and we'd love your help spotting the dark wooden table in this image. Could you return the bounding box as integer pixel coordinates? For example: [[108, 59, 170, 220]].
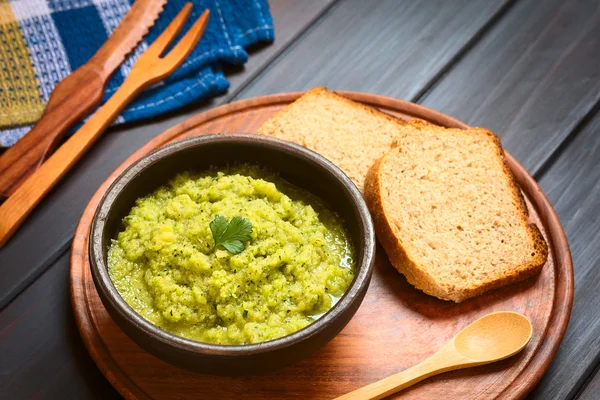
[[1, 0, 598, 398]]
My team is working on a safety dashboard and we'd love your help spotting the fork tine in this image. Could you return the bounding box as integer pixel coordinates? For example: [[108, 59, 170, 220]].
[[161, 9, 210, 67], [146, 2, 193, 57]]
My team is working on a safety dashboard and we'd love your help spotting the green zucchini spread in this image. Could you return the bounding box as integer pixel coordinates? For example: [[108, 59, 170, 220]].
[[107, 166, 355, 345]]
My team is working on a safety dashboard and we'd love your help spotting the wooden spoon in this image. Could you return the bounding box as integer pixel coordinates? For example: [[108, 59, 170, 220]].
[[0, 4, 209, 248], [335, 311, 533, 400]]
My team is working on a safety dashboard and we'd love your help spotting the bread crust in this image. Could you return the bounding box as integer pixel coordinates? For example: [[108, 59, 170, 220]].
[[280, 87, 406, 126], [258, 87, 406, 140], [364, 121, 548, 302], [257, 87, 406, 192]]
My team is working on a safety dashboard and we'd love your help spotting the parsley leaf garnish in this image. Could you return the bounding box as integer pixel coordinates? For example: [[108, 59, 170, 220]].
[[209, 215, 253, 254]]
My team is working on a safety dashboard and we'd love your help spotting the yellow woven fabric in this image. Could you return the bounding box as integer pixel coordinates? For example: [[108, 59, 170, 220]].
[[0, 2, 44, 126]]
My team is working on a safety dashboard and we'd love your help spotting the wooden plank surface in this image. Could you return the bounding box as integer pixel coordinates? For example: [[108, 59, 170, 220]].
[[0, 253, 119, 399], [0, 0, 598, 398], [237, 0, 514, 101], [0, 0, 338, 310], [526, 110, 600, 399], [578, 364, 600, 400], [421, 0, 600, 174]]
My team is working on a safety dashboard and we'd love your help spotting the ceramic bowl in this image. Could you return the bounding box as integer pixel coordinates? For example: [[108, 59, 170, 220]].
[[89, 134, 375, 374]]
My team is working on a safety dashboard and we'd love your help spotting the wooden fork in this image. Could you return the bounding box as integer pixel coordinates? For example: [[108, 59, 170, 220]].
[[0, 4, 209, 248]]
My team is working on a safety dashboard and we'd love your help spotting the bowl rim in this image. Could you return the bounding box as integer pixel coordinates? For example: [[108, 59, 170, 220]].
[[89, 133, 375, 356]]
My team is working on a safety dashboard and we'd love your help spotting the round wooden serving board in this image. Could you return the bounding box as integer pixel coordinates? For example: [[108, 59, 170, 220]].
[[70, 92, 573, 399]]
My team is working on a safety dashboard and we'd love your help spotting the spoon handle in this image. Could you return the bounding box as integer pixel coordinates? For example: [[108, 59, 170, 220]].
[[334, 345, 470, 400]]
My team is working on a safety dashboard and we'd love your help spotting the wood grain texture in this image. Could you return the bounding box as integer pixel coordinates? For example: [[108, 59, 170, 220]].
[[578, 365, 600, 400], [236, 0, 513, 100], [420, 0, 600, 174], [0, 0, 165, 200], [0, 0, 593, 398], [526, 111, 600, 400], [69, 93, 572, 400], [0, 253, 118, 399], [0, 0, 337, 310]]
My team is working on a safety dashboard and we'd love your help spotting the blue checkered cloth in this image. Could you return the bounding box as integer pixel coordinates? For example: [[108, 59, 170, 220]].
[[0, 0, 274, 147]]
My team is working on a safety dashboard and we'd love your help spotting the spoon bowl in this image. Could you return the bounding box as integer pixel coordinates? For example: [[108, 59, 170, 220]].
[[454, 311, 533, 362], [337, 311, 533, 400]]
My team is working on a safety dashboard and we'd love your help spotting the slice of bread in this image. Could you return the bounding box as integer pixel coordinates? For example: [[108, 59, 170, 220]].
[[364, 119, 548, 302], [257, 87, 406, 192]]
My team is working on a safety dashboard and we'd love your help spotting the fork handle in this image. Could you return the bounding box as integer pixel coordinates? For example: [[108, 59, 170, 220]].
[[0, 65, 105, 201], [0, 77, 142, 248]]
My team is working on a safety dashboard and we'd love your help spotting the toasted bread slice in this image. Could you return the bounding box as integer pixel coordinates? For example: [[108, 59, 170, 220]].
[[257, 87, 406, 192], [364, 119, 548, 302]]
